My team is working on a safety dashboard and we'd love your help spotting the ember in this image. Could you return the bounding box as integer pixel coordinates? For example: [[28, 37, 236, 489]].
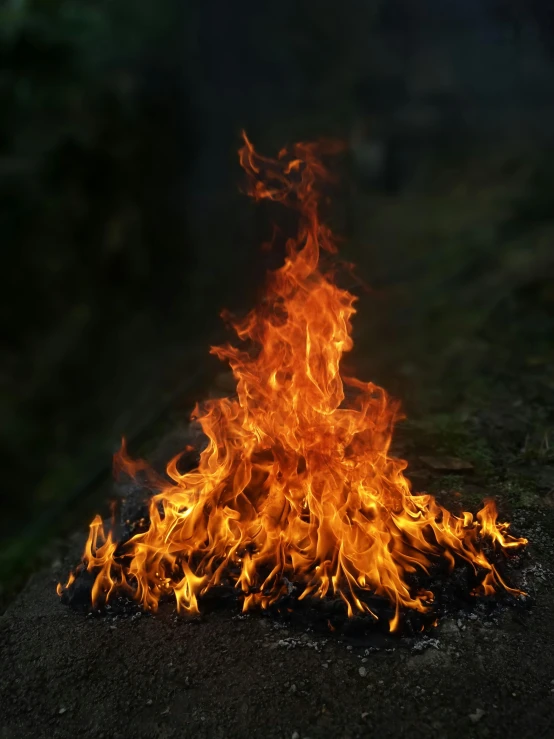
[[58, 134, 527, 632]]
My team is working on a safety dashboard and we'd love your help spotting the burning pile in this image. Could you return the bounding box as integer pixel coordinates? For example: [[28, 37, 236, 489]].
[[59, 135, 527, 632]]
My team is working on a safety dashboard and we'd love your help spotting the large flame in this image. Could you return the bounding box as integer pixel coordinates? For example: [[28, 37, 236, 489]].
[[59, 134, 526, 630]]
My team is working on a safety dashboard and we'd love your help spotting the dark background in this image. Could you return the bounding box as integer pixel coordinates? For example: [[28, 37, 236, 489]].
[[2, 0, 554, 600]]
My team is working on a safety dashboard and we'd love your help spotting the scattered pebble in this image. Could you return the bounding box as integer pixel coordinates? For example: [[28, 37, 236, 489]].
[[420, 455, 474, 472], [274, 637, 325, 652], [292, 732, 300, 739], [412, 637, 440, 652], [359, 666, 367, 677], [469, 708, 485, 723], [58, 707, 66, 715]]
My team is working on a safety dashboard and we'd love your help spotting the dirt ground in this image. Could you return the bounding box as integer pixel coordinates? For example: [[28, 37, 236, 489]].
[[1, 505, 553, 739]]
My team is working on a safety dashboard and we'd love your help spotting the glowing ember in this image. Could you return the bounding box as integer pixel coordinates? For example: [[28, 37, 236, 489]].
[[58, 134, 527, 630]]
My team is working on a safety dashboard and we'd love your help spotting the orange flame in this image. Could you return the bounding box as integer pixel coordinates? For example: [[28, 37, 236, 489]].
[[59, 133, 527, 630]]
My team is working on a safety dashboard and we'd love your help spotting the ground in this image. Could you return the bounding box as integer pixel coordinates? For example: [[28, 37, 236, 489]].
[[1, 506, 553, 739]]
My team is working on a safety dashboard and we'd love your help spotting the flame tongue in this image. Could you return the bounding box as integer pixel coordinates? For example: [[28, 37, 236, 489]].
[[60, 133, 527, 630]]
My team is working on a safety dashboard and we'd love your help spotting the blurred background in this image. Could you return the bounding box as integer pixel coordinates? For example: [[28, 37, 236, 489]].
[[2, 0, 554, 601]]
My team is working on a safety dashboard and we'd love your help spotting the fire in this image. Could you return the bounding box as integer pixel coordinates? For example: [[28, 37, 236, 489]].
[[59, 134, 527, 630]]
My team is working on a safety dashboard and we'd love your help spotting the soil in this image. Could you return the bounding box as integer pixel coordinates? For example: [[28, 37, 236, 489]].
[[1, 509, 554, 739]]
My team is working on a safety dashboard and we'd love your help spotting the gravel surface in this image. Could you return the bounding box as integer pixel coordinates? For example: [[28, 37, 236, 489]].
[[1, 513, 554, 739]]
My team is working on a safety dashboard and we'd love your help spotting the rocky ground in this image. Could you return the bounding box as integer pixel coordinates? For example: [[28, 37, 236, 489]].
[[1, 499, 553, 739]]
